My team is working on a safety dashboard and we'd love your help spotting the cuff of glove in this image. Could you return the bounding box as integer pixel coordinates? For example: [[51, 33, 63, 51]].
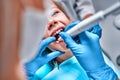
[[87, 65, 118, 80], [34, 61, 55, 80]]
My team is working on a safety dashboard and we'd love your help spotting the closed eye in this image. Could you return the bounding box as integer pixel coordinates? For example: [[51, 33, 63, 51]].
[[51, 10, 59, 16]]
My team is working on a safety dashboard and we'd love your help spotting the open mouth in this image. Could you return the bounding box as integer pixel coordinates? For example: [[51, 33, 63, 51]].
[[50, 27, 64, 42]]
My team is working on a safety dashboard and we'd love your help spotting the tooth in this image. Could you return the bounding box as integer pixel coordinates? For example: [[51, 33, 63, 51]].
[[58, 30, 61, 33], [58, 37, 63, 41], [53, 28, 64, 36], [60, 29, 63, 31], [56, 40, 59, 43], [56, 31, 59, 34]]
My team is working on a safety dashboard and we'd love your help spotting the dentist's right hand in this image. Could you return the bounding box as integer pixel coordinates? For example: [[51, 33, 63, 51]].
[[25, 37, 64, 80], [59, 23, 118, 80]]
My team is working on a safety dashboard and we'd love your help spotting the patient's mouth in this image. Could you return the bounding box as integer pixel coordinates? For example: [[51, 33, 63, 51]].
[[54, 33, 59, 40], [54, 29, 64, 42], [50, 27, 64, 40], [51, 28, 64, 43]]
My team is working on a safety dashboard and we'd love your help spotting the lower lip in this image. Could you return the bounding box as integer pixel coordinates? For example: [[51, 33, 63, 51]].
[[55, 40, 64, 43]]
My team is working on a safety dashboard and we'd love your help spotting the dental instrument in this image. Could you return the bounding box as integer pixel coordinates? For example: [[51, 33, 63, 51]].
[[58, 2, 120, 39]]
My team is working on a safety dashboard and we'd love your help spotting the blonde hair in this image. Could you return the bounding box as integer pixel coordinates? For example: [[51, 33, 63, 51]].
[[49, 0, 71, 19]]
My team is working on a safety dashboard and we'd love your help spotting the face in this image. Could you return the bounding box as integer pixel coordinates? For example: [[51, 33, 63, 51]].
[[44, 2, 72, 51]]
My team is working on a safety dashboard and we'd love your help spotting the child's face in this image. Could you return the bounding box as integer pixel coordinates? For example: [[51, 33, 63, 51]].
[[44, 2, 72, 51]]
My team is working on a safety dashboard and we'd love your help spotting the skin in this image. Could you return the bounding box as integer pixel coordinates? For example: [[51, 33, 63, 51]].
[[0, 0, 25, 80], [0, 0, 47, 79], [44, 1, 120, 79], [43, 1, 96, 65], [22, 0, 45, 11], [44, 4, 71, 51], [44, 1, 73, 64]]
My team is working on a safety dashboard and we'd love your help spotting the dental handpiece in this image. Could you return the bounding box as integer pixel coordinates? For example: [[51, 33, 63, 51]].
[[59, 2, 120, 39]]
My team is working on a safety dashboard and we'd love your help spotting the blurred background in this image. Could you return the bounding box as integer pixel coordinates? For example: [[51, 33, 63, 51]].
[[92, 0, 120, 69], [0, 0, 120, 80]]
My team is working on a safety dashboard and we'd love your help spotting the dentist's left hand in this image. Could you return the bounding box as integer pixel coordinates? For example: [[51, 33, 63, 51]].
[[25, 37, 64, 80]]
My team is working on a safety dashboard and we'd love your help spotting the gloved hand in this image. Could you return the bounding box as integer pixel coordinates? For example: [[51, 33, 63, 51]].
[[31, 21, 81, 80], [59, 21, 118, 80], [25, 37, 64, 80]]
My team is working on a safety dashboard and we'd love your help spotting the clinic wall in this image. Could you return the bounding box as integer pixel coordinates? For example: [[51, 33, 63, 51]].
[[92, 0, 120, 69]]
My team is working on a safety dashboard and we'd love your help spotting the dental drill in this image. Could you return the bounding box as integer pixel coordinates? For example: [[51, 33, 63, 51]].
[[58, 2, 120, 39]]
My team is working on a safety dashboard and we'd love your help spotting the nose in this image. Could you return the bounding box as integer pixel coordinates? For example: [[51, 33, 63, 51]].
[[48, 18, 57, 30]]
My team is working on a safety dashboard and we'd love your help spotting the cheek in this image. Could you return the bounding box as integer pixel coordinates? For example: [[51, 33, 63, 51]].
[[62, 15, 71, 25], [43, 28, 51, 38], [58, 13, 71, 25]]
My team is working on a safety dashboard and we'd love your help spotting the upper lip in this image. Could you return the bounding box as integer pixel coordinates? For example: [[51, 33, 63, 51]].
[[50, 27, 64, 37]]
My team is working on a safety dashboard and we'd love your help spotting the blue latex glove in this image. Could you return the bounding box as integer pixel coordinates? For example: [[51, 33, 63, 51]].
[[59, 21, 118, 80], [25, 37, 64, 80], [32, 21, 82, 80], [34, 62, 55, 80]]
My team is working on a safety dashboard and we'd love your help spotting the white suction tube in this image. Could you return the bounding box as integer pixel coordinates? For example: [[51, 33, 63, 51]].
[[62, 2, 120, 37]]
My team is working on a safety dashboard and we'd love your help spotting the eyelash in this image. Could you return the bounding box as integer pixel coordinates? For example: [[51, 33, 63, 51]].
[[52, 11, 59, 16]]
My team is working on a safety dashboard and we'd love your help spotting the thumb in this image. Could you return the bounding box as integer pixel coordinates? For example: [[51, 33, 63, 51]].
[[79, 31, 99, 45], [78, 31, 89, 44]]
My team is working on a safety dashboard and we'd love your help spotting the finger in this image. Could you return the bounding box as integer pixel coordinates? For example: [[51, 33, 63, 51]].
[[39, 37, 56, 55], [59, 32, 78, 48], [46, 51, 64, 61], [87, 23, 102, 38], [91, 24, 102, 38], [79, 31, 99, 44], [78, 31, 88, 44]]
